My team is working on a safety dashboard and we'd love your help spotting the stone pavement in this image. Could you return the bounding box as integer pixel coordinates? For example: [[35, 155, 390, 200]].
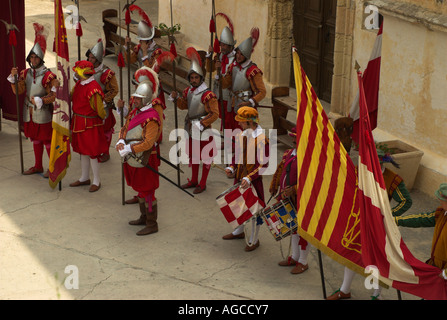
[[0, 0, 439, 301]]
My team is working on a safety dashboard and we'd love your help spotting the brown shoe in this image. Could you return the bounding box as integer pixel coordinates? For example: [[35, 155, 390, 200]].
[[278, 256, 298, 267], [326, 289, 351, 300], [23, 167, 44, 175], [181, 181, 197, 189], [69, 179, 91, 187], [89, 183, 101, 192], [99, 153, 110, 163], [222, 232, 245, 240], [125, 196, 139, 204], [245, 240, 260, 252], [193, 185, 206, 194], [291, 263, 308, 274]]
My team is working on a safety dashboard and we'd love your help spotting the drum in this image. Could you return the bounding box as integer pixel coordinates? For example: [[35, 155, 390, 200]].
[[216, 182, 265, 230], [258, 198, 297, 241]]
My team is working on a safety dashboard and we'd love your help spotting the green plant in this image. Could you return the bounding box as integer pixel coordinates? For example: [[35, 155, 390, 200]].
[[157, 22, 181, 36]]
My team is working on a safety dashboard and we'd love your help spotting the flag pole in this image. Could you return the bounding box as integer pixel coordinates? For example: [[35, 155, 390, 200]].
[[6, 0, 24, 173], [317, 249, 327, 299]]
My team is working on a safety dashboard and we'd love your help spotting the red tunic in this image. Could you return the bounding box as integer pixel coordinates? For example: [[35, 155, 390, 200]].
[[122, 107, 161, 197], [71, 79, 108, 157]]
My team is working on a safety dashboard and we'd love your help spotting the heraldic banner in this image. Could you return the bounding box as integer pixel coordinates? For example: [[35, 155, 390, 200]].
[[292, 47, 365, 276], [356, 70, 447, 300], [49, 0, 71, 188]]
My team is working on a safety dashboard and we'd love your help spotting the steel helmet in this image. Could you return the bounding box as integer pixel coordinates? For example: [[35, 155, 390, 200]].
[[86, 39, 104, 63]]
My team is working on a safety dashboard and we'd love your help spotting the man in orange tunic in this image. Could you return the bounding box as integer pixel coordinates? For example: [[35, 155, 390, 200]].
[[69, 61, 107, 192]]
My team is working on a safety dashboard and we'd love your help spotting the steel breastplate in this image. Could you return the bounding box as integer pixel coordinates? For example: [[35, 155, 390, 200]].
[[138, 46, 157, 68], [231, 63, 252, 94], [24, 68, 52, 124], [124, 123, 147, 168]]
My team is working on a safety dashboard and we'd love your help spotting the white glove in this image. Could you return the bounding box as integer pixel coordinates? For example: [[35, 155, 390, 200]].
[[7, 74, 16, 84], [34, 97, 43, 109], [192, 119, 204, 131], [119, 144, 132, 157], [115, 139, 125, 148]]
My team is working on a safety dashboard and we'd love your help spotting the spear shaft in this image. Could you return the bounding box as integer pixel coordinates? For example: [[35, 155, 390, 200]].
[[119, 2, 125, 205], [8, 0, 24, 173], [170, 0, 181, 186]]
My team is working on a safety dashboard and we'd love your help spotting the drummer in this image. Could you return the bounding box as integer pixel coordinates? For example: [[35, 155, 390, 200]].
[[222, 107, 269, 252], [269, 127, 310, 274]]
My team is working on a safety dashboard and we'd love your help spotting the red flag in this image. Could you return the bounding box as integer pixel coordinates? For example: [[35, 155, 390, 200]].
[[49, 0, 71, 188], [292, 48, 366, 276], [356, 70, 447, 300], [350, 23, 383, 145]]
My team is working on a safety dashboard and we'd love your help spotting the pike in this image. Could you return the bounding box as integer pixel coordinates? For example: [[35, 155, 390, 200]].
[[2, 0, 24, 173], [70, 0, 87, 61], [169, 0, 181, 186], [117, 1, 126, 205], [123, 0, 136, 104], [127, 153, 195, 199]]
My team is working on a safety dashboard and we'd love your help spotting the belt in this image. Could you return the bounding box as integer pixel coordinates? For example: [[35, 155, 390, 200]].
[[73, 113, 98, 119], [231, 90, 252, 98]]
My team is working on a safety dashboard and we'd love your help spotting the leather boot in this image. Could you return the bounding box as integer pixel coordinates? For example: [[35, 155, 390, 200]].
[[128, 198, 146, 225], [136, 202, 158, 236]]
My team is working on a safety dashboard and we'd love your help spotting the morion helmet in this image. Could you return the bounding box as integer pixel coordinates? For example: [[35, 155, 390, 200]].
[[86, 39, 104, 63]]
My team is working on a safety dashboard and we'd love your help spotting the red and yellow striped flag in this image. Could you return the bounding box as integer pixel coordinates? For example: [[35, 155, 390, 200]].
[[292, 47, 365, 275], [48, 0, 71, 188]]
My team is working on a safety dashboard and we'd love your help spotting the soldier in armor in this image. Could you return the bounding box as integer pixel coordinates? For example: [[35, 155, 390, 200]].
[[207, 24, 237, 132], [124, 7, 162, 70], [116, 71, 163, 236], [117, 67, 165, 205], [219, 29, 266, 131], [85, 39, 119, 163], [8, 24, 57, 177], [170, 48, 219, 194], [69, 61, 108, 193]]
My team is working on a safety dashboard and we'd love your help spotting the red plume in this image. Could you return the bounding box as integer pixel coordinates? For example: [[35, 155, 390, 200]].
[[213, 38, 220, 54], [186, 47, 202, 67], [125, 8, 131, 25], [134, 67, 159, 95], [129, 4, 152, 28], [33, 23, 47, 54], [170, 42, 177, 58], [209, 17, 216, 33], [250, 27, 260, 51], [76, 22, 83, 37], [216, 12, 234, 34], [117, 52, 125, 68], [153, 51, 175, 73]]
